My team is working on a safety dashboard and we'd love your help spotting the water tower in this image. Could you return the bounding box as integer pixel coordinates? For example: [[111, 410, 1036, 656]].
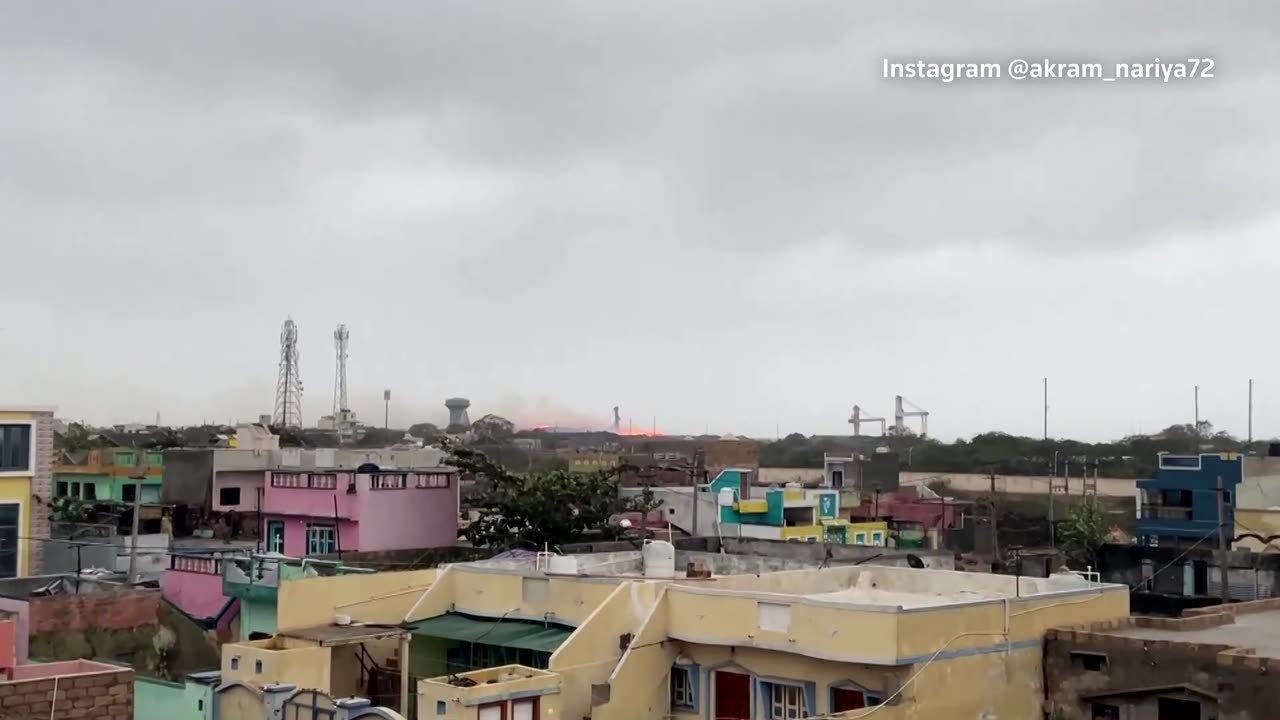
[[445, 398, 472, 431]]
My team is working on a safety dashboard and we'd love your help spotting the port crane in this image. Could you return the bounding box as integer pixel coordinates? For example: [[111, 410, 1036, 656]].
[[848, 405, 887, 436], [894, 396, 929, 437]]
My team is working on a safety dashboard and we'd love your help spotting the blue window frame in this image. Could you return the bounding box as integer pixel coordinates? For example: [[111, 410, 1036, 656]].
[[670, 663, 699, 712], [758, 679, 816, 720]]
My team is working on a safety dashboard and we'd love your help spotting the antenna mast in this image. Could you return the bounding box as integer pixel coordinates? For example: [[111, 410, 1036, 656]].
[[273, 318, 304, 428], [334, 324, 350, 416]]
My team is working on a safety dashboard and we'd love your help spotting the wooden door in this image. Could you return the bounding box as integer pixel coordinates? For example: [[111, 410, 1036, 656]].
[[714, 671, 751, 720]]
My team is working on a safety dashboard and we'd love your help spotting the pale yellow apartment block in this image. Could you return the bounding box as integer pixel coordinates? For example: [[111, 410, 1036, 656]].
[[218, 548, 1130, 720]]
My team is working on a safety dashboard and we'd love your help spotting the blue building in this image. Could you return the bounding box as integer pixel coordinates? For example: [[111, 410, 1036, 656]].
[[1136, 453, 1242, 548]]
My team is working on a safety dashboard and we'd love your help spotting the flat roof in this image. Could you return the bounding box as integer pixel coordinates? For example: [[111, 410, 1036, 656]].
[[278, 623, 407, 646], [1105, 609, 1280, 658]]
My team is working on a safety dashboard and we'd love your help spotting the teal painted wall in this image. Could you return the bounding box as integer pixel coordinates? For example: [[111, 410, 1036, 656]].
[[765, 489, 784, 524], [239, 597, 278, 641], [135, 677, 191, 720], [182, 680, 215, 720], [817, 492, 838, 519]]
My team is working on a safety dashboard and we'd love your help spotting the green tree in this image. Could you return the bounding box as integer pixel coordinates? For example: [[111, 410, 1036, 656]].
[[408, 422, 442, 440], [1058, 504, 1107, 569], [471, 414, 515, 444], [446, 440, 657, 549]]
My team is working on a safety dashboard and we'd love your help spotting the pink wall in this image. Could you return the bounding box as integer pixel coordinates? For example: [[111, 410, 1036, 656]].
[[212, 470, 265, 512], [273, 516, 360, 556], [261, 472, 360, 519], [160, 568, 228, 619], [0, 620, 14, 671], [0, 598, 29, 664], [261, 470, 459, 553], [9, 659, 119, 680], [358, 473, 460, 551]]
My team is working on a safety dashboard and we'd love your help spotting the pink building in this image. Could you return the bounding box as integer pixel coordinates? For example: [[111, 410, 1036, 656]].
[[260, 468, 460, 556]]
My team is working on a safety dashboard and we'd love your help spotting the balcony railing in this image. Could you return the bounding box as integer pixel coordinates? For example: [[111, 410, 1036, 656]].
[[270, 472, 339, 489], [170, 554, 224, 575], [1140, 505, 1193, 521]]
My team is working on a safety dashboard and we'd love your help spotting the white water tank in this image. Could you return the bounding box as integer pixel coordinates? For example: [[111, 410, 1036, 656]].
[[642, 540, 677, 578], [547, 555, 579, 575], [718, 488, 735, 507]]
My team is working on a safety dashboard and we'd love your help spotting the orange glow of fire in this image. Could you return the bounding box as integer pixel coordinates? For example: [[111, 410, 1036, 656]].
[[529, 423, 665, 437]]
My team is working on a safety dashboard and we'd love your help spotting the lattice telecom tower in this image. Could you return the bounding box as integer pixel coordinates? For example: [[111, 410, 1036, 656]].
[[273, 318, 304, 428], [333, 324, 350, 416]]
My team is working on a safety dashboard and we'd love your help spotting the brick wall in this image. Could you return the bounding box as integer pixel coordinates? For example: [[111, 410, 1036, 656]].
[[1045, 610, 1280, 719], [30, 411, 54, 576], [30, 590, 161, 635], [0, 669, 133, 720]]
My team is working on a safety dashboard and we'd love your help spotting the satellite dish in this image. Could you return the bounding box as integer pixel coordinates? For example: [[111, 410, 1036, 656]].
[[906, 554, 925, 569]]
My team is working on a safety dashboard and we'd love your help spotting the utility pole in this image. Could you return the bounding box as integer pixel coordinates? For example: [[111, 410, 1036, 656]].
[[691, 449, 704, 537], [1194, 385, 1200, 454], [1048, 451, 1058, 548], [126, 477, 143, 585], [1217, 475, 1230, 602], [988, 468, 999, 567], [1043, 377, 1048, 441], [1248, 379, 1254, 444]]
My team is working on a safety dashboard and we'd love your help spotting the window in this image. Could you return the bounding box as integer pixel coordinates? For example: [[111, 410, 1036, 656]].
[[1071, 652, 1108, 672], [70, 482, 81, 498], [415, 473, 450, 488], [768, 683, 807, 720], [871, 531, 884, 546], [371, 474, 407, 490], [830, 470, 844, 488], [230, 657, 240, 670], [758, 602, 792, 633], [0, 425, 31, 472], [55, 481, 68, 497], [83, 483, 97, 500], [0, 504, 19, 578], [306, 524, 337, 555], [117, 452, 135, 467], [670, 666, 696, 711], [254, 660, 263, 674], [1090, 703, 1119, 720], [854, 532, 867, 544], [831, 687, 869, 712], [435, 701, 446, 715], [142, 485, 161, 503], [121, 483, 137, 503], [1224, 491, 1232, 505], [219, 487, 242, 506], [266, 521, 285, 554]]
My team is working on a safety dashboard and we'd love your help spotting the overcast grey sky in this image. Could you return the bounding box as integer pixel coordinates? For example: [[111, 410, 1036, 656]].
[[3, 2, 1278, 441]]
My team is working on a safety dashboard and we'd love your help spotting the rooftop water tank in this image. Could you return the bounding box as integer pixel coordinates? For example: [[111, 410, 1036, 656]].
[[642, 539, 677, 579], [547, 554, 579, 575]]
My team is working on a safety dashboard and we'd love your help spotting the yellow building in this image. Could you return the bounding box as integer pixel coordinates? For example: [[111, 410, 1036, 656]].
[[217, 542, 1130, 720], [0, 406, 55, 578]]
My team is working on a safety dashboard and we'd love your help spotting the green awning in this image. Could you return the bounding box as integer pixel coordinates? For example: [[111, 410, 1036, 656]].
[[411, 614, 574, 653]]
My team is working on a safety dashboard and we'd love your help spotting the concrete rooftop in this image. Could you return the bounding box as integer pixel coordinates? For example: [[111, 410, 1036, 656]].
[[1106, 609, 1280, 658]]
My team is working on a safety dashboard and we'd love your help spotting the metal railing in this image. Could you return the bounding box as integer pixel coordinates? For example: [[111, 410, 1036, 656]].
[[1140, 505, 1193, 521]]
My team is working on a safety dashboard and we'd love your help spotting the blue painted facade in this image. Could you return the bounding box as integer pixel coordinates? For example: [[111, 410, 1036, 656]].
[[1136, 453, 1242, 548]]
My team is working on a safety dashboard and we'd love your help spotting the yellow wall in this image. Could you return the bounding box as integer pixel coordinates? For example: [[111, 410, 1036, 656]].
[[1236, 509, 1280, 551], [277, 569, 438, 630], [664, 589, 899, 663], [0, 410, 36, 579], [593, 589, 677, 720], [221, 639, 333, 693], [549, 581, 661, 720], [419, 666, 561, 720], [437, 568, 621, 625], [0, 478, 32, 578]]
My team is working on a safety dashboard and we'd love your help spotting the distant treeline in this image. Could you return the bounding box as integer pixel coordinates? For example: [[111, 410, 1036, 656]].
[[758, 422, 1272, 479]]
